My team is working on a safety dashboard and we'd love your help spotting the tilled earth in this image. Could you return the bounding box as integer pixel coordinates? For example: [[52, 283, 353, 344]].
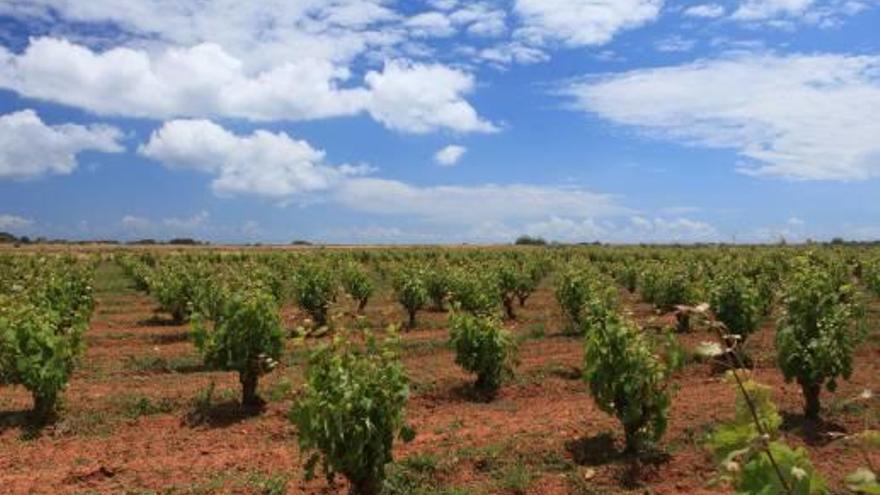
[[1, 262, 878, 494]]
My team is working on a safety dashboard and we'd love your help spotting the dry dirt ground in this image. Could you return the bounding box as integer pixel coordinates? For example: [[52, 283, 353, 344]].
[[1, 261, 878, 494]]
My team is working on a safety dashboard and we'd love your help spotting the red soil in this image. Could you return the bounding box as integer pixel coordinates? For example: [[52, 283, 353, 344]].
[[0, 267, 877, 494]]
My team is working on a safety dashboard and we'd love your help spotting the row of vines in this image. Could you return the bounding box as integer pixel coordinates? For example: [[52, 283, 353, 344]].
[[2, 245, 879, 494]]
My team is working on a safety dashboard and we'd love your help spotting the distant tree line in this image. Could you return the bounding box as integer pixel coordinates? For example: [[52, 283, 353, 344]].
[[0, 233, 210, 246], [514, 235, 548, 246]]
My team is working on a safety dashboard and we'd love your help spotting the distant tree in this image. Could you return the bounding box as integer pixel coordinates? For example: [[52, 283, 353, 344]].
[[291, 239, 313, 246], [0, 232, 18, 244], [168, 238, 200, 245], [514, 235, 547, 246]]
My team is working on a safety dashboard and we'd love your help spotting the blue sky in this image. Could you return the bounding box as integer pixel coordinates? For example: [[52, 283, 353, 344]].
[[0, 0, 879, 244]]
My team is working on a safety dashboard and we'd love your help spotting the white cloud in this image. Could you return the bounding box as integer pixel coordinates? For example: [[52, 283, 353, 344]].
[[322, 214, 717, 244], [787, 216, 806, 226], [0, 109, 123, 179], [139, 119, 624, 227], [477, 42, 549, 66], [521, 216, 607, 241], [0, 38, 369, 122], [163, 211, 209, 230], [364, 60, 498, 134], [654, 35, 697, 53], [660, 206, 702, 215], [0, 214, 33, 230], [683, 4, 726, 18], [0, 38, 494, 134], [564, 52, 880, 180], [429, 0, 459, 11], [513, 0, 664, 47], [333, 178, 624, 223], [121, 211, 211, 235], [319, 225, 450, 244], [519, 215, 717, 243], [450, 4, 508, 37], [121, 215, 152, 231], [631, 216, 718, 241], [139, 119, 369, 199], [729, 0, 871, 27], [732, 0, 815, 20], [0, 1, 400, 69], [435, 145, 467, 166], [405, 12, 456, 38], [315, 214, 719, 244]]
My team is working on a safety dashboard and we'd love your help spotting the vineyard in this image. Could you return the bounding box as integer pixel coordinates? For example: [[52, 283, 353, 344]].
[[0, 244, 878, 494]]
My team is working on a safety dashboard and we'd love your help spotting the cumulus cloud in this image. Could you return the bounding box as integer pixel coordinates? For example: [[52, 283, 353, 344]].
[[0, 39, 494, 134], [450, 3, 508, 37], [435, 145, 467, 166], [518, 215, 717, 243], [654, 36, 697, 53], [732, 0, 816, 20], [0, 214, 33, 230], [333, 178, 624, 223], [513, 0, 663, 47], [521, 216, 607, 241], [729, 0, 871, 27], [0, 0, 400, 68], [405, 12, 457, 38], [139, 119, 369, 199], [121, 215, 152, 231], [477, 42, 549, 66], [120, 211, 213, 238], [564, 52, 880, 180], [627, 216, 718, 241], [0, 109, 123, 179], [316, 214, 717, 244], [683, 4, 726, 18], [163, 211, 210, 230], [364, 60, 497, 133], [138, 119, 622, 226]]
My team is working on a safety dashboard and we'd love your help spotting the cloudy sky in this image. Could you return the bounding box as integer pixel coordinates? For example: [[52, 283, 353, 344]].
[[0, 0, 878, 244]]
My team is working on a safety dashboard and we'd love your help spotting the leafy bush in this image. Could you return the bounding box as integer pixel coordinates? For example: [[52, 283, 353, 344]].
[[711, 271, 762, 340], [192, 289, 283, 407], [710, 270, 762, 363], [708, 376, 826, 495], [707, 376, 782, 463], [640, 262, 697, 312], [393, 266, 428, 329], [290, 329, 414, 495], [147, 262, 198, 323], [424, 266, 451, 311], [863, 259, 880, 296], [448, 312, 518, 396], [0, 299, 85, 420], [0, 258, 94, 421], [555, 267, 591, 331], [614, 263, 639, 293], [738, 442, 827, 495], [776, 256, 860, 420], [556, 266, 616, 334], [514, 259, 547, 307], [583, 313, 669, 454], [341, 263, 374, 313], [189, 274, 231, 324], [495, 261, 519, 319], [293, 263, 338, 327], [448, 267, 498, 316]]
